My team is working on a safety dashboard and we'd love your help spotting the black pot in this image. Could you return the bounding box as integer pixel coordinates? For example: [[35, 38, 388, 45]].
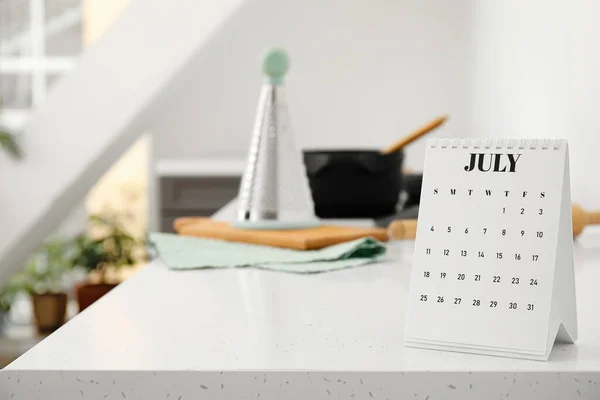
[[303, 149, 404, 219], [403, 173, 423, 208]]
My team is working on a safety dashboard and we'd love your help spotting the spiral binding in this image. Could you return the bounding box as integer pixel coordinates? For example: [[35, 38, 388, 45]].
[[429, 138, 564, 150]]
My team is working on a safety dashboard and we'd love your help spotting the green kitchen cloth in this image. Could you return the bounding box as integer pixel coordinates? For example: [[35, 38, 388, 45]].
[[149, 232, 387, 273]]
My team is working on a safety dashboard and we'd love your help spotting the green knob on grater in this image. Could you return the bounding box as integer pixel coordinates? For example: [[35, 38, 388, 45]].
[[263, 48, 289, 85]]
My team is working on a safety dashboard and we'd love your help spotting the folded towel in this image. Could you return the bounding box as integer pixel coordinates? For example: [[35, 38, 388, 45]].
[[149, 232, 386, 273]]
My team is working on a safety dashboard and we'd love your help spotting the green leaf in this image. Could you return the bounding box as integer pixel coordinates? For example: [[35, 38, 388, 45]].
[[0, 130, 23, 160], [69, 214, 145, 278], [10, 238, 74, 294]]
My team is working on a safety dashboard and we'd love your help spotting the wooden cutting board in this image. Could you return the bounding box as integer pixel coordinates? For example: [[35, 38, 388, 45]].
[[173, 218, 389, 250]]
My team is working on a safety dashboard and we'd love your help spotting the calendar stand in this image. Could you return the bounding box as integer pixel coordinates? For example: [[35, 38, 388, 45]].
[[548, 148, 577, 348], [404, 138, 577, 361]]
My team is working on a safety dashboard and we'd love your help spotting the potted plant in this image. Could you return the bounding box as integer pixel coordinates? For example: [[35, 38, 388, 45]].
[[10, 239, 73, 334], [0, 100, 23, 160], [72, 214, 144, 311], [0, 282, 19, 333]]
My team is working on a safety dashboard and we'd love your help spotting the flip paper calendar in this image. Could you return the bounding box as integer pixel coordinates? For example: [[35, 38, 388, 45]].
[[405, 138, 577, 361]]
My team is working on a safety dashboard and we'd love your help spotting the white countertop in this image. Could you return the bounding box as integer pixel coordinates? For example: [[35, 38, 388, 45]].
[[4, 230, 600, 372], [3, 229, 600, 399]]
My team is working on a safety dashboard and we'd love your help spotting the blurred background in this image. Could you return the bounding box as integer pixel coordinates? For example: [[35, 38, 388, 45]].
[[1, 0, 600, 366]]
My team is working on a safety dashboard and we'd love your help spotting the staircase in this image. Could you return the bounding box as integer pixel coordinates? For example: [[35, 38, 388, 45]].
[[0, 0, 243, 285]]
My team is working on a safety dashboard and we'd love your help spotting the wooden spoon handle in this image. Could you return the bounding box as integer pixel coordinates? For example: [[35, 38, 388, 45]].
[[381, 115, 448, 155]]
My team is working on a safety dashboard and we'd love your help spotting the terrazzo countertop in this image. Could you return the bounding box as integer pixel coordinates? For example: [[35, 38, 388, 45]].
[[2, 231, 600, 399]]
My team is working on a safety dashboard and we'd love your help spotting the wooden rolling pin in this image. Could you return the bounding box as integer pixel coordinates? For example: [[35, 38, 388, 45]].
[[381, 115, 448, 155], [388, 204, 600, 240], [572, 204, 600, 238], [388, 219, 418, 240]]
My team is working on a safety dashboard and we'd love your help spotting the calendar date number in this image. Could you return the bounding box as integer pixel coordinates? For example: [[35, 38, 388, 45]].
[[419, 294, 536, 313], [427, 224, 544, 239]]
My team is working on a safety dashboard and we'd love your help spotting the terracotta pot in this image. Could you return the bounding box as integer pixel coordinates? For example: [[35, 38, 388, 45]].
[[75, 283, 118, 311], [30, 292, 68, 334]]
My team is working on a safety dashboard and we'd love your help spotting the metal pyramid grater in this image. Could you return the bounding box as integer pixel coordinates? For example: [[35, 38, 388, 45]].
[[235, 48, 319, 229]]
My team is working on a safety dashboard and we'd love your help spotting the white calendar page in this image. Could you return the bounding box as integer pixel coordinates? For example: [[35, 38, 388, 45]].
[[404, 138, 576, 360]]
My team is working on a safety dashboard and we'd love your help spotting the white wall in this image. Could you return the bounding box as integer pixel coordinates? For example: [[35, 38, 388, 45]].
[[469, 0, 600, 208], [152, 0, 471, 171]]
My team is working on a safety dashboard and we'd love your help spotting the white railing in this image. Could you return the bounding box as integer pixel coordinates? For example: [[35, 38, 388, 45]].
[[0, 0, 80, 130]]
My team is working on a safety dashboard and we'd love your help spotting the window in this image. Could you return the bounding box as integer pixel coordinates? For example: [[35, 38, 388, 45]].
[[0, 0, 82, 131]]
